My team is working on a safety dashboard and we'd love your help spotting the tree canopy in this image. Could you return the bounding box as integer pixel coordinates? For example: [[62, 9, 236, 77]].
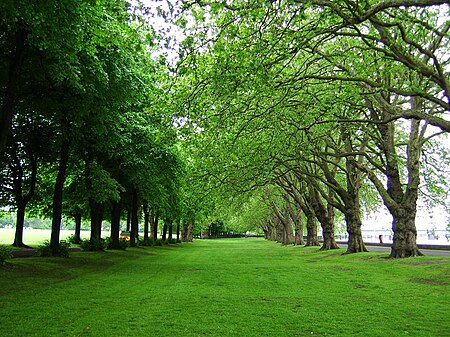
[[0, 0, 449, 257]]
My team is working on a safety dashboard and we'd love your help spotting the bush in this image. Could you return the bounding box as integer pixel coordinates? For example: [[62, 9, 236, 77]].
[[167, 238, 178, 244], [37, 240, 71, 258], [154, 238, 165, 246], [106, 237, 129, 250], [66, 234, 81, 245], [80, 238, 106, 251], [139, 238, 155, 246], [0, 246, 12, 266]]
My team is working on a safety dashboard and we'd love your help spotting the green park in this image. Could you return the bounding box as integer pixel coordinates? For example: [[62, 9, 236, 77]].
[[1, 1, 449, 336]]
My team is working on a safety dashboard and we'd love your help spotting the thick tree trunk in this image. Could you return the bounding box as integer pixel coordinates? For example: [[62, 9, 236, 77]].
[[0, 29, 28, 156], [320, 221, 339, 250], [13, 204, 27, 247], [305, 216, 320, 246], [182, 221, 194, 242], [176, 220, 181, 241], [130, 189, 139, 247], [345, 208, 368, 253], [50, 138, 70, 255], [282, 219, 294, 245], [308, 184, 339, 250], [109, 201, 122, 249], [390, 208, 423, 258], [74, 213, 82, 244], [89, 200, 103, 242]]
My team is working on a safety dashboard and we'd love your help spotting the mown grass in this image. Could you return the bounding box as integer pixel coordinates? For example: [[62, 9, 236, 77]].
[[0, 228, 109, 246], [0, 238, 449, 337]]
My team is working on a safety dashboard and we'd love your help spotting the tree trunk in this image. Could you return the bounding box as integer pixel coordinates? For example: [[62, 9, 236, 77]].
[[305, 215, 320, 246], [182, 220, 194, 242], [143, 209, 150, 241], [73, 213, 82, 244], [109, 200, 122, 249], [89, 200, 103, 242], [345, 209, 368, 253], [308, 184, 339, 250], [0, 29, 28, 156], [13, 203, 27, 247], [50, 138, 70, 255], [12, 153, 37, 248], [126, 209, 131, 232], [390, 208, 423, 257], [168, 219, 173, 240], [162, 221, 168, 241], [130, 189, 139, 247], [176, 220, 181, 241], [298, 195, 320, 246], [152, 213, 159, 240]]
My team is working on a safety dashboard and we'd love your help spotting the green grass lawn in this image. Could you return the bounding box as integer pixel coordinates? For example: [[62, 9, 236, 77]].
[[0, 228, 110, 246], [0, 238, 449, 337]]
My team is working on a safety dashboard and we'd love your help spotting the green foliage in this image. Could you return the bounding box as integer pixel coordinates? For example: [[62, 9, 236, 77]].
[[37, 240, 70, 258], [105, 237, 129, 250], [139, 238, 155, 246], [154, 238, 165, 246], [0, 246, 12, 266], [66, 234, 81, 245], [79, 238, 106, 252]]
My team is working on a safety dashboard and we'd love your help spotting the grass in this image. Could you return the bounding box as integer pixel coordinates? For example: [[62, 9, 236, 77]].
[[0, 228, 112, 246], [0, 238, 449, 337]]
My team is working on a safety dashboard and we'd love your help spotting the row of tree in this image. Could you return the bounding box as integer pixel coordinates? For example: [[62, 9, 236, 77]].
[[173, 0, 450, 257], [1, 1, 449, 259], [0, 0, 205, 253]]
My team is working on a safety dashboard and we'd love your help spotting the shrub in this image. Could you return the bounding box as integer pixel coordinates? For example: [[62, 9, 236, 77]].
[[0, 246, 12, 266], [80, 238, 106, 251], [167, 238, 178, 245], [66, 234, 81, 245], [106, 237, 129, 250], [139, 238, 155, 247], [37, 240, 71, 258], [154, 238, 165, 246]]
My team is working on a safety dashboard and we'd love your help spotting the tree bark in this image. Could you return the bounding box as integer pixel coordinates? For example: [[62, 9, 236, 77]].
[[305, 215, 320, 246], [182, 220, 194, 242], [345, 208, 368, 253], [12, 152, 37, 248], [126, 209, 131, 232], [130, 189, 139, 247], [74, 212, 82, 244], [0, 29, 28, 156], [390, 208, 422, 257], [176, 220, 181, 241], [50, 138, 70, 255], [143, 210, 150, 241], [109, 200, 122, 249], [151, 213, 159, 240], [308, 184, 339, 250], [13, 204, 27, 247], [162, 221, 168, 241], [89, 200, 103, 242], [168, 219, 173, 240], [362, 104, 424, 257], [298, 194, 320, 246]]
